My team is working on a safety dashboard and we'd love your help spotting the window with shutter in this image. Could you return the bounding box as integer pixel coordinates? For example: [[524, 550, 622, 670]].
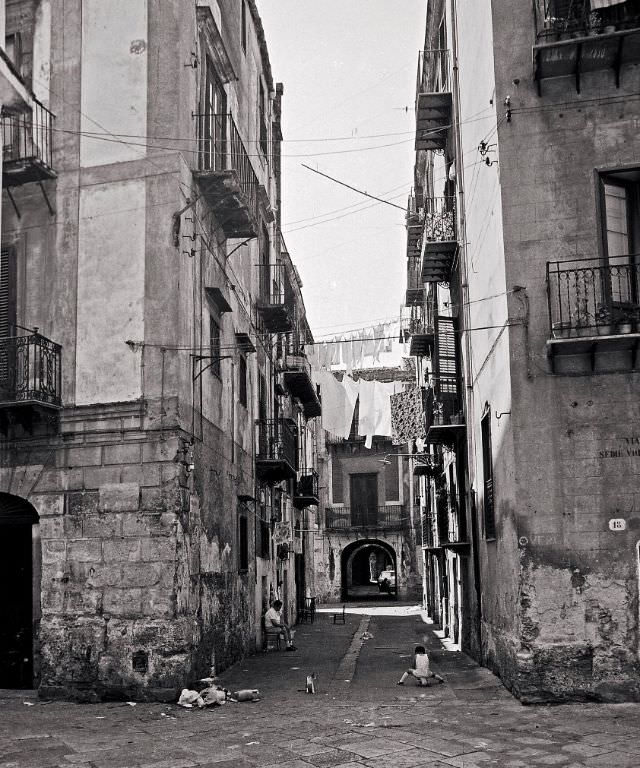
[[481, 410, 496, 539]]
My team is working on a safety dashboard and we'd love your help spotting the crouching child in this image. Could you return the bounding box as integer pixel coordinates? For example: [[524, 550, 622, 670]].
[[397, 645, 444, 687]]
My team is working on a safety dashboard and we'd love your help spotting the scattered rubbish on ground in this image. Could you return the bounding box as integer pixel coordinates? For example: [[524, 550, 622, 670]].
[[246, 741, 259, 745], [95, 716, 106, 719], [126, 702, 137, 707], [360, 632, 374, 640], [23, 702, 35, 707], [229, 689, 261, 702], [290, 666, 300, 670], [178, 683, 230, 708], [160, 712, 176, 720]]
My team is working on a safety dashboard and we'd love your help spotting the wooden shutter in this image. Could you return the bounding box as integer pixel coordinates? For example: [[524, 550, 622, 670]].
[[0, 247, 16, 338]]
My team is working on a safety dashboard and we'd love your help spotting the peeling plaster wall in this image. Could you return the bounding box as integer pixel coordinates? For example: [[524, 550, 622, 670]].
[[452, 0, 640, 702]]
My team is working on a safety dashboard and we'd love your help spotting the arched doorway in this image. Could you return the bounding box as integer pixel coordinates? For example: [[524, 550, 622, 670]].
[[341, 539, 396, 600], [0, 493, 39, 688]]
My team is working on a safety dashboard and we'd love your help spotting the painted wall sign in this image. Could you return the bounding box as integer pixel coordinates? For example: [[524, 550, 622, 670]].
[[608, 518, 627, 531], [599, 437, 640, 459]]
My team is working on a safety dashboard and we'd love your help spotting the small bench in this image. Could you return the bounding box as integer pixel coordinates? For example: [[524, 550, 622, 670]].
[[332, 605, 346, 624]]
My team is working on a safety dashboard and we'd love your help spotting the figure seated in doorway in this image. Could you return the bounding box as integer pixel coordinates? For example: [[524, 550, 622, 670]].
[[264, 600, 296, 651]]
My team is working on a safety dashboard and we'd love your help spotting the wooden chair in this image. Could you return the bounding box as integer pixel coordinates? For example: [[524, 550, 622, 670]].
[[298, 596, 317, 624], [262, 617, 284, 651], [332, 604, 346, 624]]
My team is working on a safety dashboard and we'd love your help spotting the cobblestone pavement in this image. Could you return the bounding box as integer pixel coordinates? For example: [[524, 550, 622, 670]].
[[2, 604, 640, 767]]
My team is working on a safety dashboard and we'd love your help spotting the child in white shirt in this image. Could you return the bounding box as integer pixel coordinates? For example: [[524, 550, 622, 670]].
[[397, 645, 444, 686]]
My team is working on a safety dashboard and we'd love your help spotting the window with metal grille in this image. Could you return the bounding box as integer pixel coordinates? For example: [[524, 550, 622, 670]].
[[209, 315, 221, 377], [238, 514, 249, 572], [481, 410, 495, 539]]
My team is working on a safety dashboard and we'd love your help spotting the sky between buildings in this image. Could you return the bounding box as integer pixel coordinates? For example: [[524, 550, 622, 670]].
[[258, 1, 426, 359]]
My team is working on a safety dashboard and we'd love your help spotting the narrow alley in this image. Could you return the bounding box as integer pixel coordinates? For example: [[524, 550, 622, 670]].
[[2, 606, 640, 768]]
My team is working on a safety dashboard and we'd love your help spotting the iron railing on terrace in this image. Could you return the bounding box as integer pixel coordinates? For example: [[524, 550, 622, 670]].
[[424, 196, 456, 242], [2, 99, 55, 187], [416, 49, 451, 94], [533, 0, 640, 40], [195, 111, 259, 220], [325, 504, 406, 530], [0, 332, 62, 408], [547, 257, 640, 337]]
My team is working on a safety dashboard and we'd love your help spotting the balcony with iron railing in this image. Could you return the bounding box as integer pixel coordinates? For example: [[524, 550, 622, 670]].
[[532, 0, 640, 94], [0, 331, 62, 433], [293, 468, 319, 508], [425, 377, 465, 446], [407, 306, 435, 357], [415, 49, 452, 152], [255, 417, 297, 482], [546, 257, 640, 372], [193, 112, 260, 238], [2, 99, 56, 189], [406, 191, 423, 258], [325, 504, 406, 531], [257, 263, 295, 333], [405, 255, 424, 307], [282, 350, 322, 418], [421, 196, 458, 283]]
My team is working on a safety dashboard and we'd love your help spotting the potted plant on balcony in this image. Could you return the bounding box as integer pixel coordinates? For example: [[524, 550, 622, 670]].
[[552, 321, 572, 339], [432, 400, 444, 426], [615, 306, 636, 335], [595, 304, 614, 336]]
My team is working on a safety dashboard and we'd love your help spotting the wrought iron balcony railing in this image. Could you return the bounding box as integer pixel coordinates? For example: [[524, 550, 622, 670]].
[[534, 0, 640, 41], [193, 112, 260, 237], [282, 352, 322, 419], [416, 49, 451, 95], [258, 263, 295, 333], [424, 196, 456, 242], [547, 257, 640, 338], [256, 417, 297, 482], [405, 255, 423, 306], [0, 332, 62, 409], [2, 99, 56, 188], [294, 468, 319, 508], [421, 198, 458, 282], [532, 0, 640, 93], [325, 504, 406, 530]]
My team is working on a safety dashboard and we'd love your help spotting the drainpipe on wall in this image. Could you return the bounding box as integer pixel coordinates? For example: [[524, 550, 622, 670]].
[[450, 0, 484, 656]]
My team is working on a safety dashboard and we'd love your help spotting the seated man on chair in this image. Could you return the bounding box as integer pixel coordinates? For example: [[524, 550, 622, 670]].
[[264, 600, 296, 651]]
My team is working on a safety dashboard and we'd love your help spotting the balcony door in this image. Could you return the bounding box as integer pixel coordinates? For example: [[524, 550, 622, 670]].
[[350, 473, 377, 527], [201, 59, 227, 171], [599, 171, 639, 309]]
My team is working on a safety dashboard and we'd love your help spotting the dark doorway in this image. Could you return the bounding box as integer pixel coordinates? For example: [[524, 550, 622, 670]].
[[341, 539, 396, 601], [0, 494, 38, 689], [295, 552, 305, 618], [350, 473, 378, 526]]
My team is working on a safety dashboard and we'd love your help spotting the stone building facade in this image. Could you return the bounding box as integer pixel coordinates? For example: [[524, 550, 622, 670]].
[[0, 0, 320, 700], [406, 0, 640, 701], [314, 368, 423, 604]]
